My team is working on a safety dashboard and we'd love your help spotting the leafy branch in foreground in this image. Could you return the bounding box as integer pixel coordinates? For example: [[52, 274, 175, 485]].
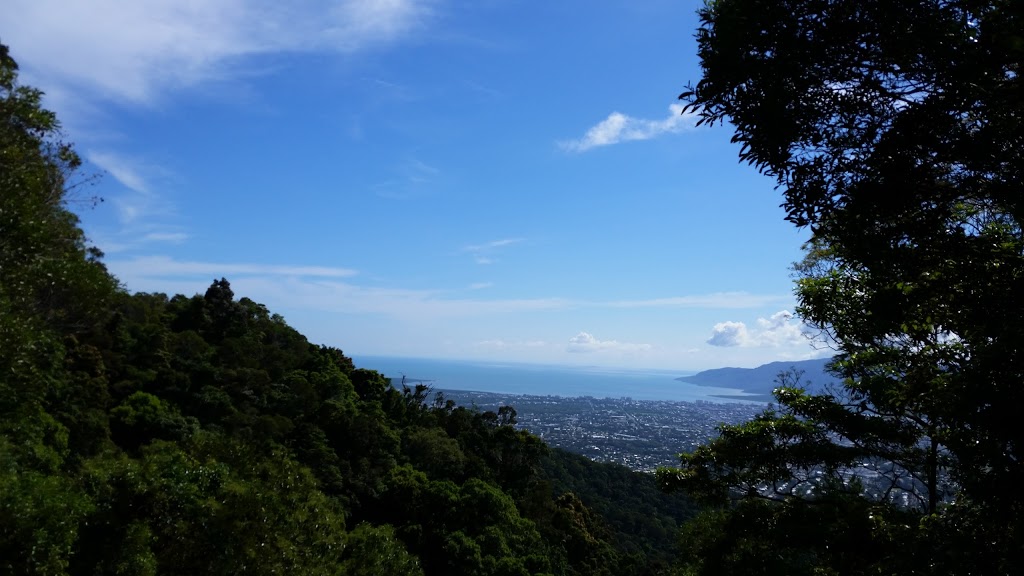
[[661, 0, 1023, 573]]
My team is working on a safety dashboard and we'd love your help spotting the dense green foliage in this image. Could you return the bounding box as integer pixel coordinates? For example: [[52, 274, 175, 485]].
[[660, 0, 1023, 574], [541, 449, 696, 574], [0, 43, 692, 575]]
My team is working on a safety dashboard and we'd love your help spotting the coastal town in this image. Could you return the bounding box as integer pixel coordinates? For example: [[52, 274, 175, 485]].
[[437, 388, 950, 511], [440, 389, 767, 471]]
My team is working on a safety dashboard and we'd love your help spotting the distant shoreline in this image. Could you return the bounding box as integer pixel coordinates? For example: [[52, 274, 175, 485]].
[[361, 356, 759, 403], [709, 393, 772, 403]]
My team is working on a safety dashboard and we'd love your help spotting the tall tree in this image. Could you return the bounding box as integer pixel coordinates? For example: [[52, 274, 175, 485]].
[[660, 0, 1023, 573], [0, 42, 120, 575]]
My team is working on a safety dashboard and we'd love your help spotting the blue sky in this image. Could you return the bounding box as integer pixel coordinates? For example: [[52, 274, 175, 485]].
[[3, 0, 827, 371]]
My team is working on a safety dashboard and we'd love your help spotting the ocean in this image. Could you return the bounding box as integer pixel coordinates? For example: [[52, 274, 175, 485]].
[[352, 355, 761, 403]]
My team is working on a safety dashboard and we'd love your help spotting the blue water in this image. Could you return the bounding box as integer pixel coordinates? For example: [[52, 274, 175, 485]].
[[352, 356, 761, 403]]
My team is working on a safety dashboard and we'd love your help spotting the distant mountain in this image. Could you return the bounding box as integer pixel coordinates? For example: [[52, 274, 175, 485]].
[[677, 357, 840, 400]]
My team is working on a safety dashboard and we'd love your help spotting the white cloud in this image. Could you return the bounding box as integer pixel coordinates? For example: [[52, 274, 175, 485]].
[[468, 282, 493, 290], [707, 310, 809, 348], [754, 310, 806, 346], [3, 0, 435, 104], [566, 332, 652, 354], [706, 321, 750, 347], [560, 103, 700, 152]]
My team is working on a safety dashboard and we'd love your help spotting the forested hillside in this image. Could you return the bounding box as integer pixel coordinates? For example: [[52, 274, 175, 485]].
[[0, 43, 693, 575]]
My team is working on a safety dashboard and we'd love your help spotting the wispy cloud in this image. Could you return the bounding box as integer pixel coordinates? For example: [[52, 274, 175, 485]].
[[560, 103, 700, 152], [606, 292, 787, 310], [707, 311, 810, 348], [361, 76, 422, 106], [373, 157, 442, 199], [468, 282, 493, 290], [108, 256, 565, 318], [88, 151, 152, 194], [476, 339, 548, 350], [106, 256, 788, 324], [113, 255, 359, 279], [408, 159, 440, 180], [462, 79, 502, 99], [86, 150, 177, 227], [86, 229, 187, 254], [566, 332, 652, 353], [141, 232, 189, 244], [462, 237, 524, 265], [84, 150, 186, 252], [227, 279, 569, 318], [463, 238, 524, 252], [3, 0, 437, 104]]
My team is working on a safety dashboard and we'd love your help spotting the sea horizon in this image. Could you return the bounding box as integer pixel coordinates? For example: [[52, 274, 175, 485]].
[[352, 355, 763, 404]]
